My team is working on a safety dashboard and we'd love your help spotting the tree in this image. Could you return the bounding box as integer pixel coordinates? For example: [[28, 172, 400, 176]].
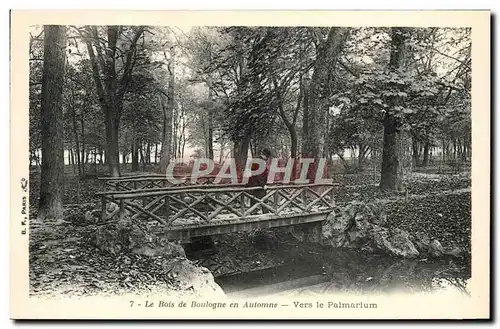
[[159, 46, 175, 172], [302, 27, 349, 160], [405, 28, 471, 167], [38, 25, 67, 221], [80, 26, 145, 177], [63, 60, 103, 177], [252, 27, 313, 159], [379, 27, 409, 191]]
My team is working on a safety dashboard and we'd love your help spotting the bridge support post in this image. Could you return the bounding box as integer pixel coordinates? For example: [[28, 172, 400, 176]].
[[119, 200, 124, 217], [273, 192, 279, 215], [302, 190, 307, 212], [240, 194, 245, 217], [163, 196, 170, 224]]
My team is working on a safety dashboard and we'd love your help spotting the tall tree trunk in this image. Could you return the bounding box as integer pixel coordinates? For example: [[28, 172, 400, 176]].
[[145, 143, 151, 164], [380, 115, 401, 190], [159, 47, 175, 172], [277, 76, 301, 159], [422, 139, 430, 167], [103, 109, 121, 177], [301, 75, 310, 156], [200, 113, 208, 157], [69, 148, 74, 167], [70, 148, 75, 167], [92, 148, 98, 172], [83, 26, 144, 177], [233, 132, 251, 177], [290, 128, 298, 159], [411, 137, 420, 167], [38, 25, 67, 221], [177, 131, 182, 159], [219, 136, 225, 163], [179, 113, 186, 159], [380, 27, 408, 191], [159, 95, 173, 172], [172, 108, 178, 160], [154, 143, 158, 164], [302, 28, 348, 181], [207, 88, 214, 160], [181, 128, 186, 160], [131, 140, 139, 172], [139, 143, 146, 171], [207, 112, 214, 160], [80, 114, 85, 176], [302, 28, 348, 160], [176, 107, 184, 159]]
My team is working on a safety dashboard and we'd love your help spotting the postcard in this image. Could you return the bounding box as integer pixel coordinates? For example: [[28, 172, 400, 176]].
[[10, 9, 490, 319]]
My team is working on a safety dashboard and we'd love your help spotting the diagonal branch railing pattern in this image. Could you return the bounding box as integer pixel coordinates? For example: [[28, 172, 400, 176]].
[[96, 183, 336, 228]]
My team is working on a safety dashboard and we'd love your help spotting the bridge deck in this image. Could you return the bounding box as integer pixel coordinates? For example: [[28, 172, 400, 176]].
[[162, 211, 331, 241]]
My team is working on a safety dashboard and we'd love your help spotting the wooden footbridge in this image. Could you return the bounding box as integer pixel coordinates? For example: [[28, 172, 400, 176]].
[[96, 174, 336, 242]]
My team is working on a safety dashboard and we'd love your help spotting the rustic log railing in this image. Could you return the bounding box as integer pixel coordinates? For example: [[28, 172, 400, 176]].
[[97, 174, 218, 191], [96, 183, 336, 233]]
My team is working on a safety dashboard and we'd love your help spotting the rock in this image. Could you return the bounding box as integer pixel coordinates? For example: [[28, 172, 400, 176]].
[[93, 214, 186, 259], [325, 233, 349, 247], [319, 202, 421, 259], [415, 232, 431, 244], [361, 202, 386, 226], [446, 246, 465, 258], [162, 258, 224, 297], [429, 239, 446, 257], [321, 209, 351, 247], [385, 229, 420, 258], [344, 214, 371, 244], [412, 232, 431, 254], [348, 229, 365, 243], [370, 226, 420, 258], [322, 210, 351, 237]]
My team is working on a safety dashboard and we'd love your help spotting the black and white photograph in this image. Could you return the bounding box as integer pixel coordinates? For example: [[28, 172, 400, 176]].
[[10, 10, 490, 320]]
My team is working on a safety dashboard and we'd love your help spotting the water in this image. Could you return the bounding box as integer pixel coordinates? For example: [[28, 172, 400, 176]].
[[186, 235, 471, 298]]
